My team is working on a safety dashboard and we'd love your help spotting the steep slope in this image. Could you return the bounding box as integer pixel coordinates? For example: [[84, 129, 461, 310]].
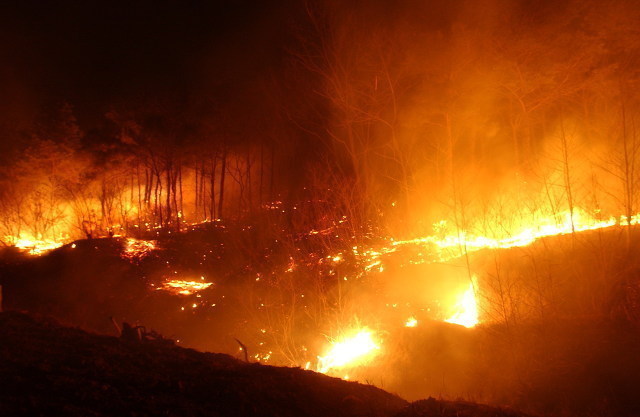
[[0, 311, 406, 417], [0, 311, 540, 417]]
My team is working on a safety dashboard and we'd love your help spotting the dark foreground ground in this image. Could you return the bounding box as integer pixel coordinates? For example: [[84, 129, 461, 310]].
[[0, 311, 533, 417]]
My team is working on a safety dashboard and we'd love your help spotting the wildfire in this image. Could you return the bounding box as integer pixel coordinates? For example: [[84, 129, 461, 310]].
[[405, 316, 418, 327], [121, 238, 157, 261], [445, 278, 479, 328], [392, 208, 620, 262], [316, 327, 380, 375], [8, 236, 66, 255], [323, 208, 627, 333], [157, 278, 213, 295]]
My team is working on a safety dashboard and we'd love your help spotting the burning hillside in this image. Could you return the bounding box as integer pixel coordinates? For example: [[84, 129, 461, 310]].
[[2, 1, 640, 416], [4, 215, 640, 415]]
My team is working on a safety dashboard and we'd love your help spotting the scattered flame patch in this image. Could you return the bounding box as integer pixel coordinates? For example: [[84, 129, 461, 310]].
[[7, 236, 65, 256], [445, 278, 479, 328], [316, 327, 380, 375], [157, 279, 213, 295], [405, 316, 418, 327], [121, 238, 157, 261]]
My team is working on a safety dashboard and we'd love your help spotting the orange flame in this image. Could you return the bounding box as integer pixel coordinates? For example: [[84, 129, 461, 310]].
[[317, 327, 380, 375], [7, 235, 66, 255], [405, 316, 418, 327], [445, 278, 479, 328], [393, 208, 620, 260], [121, 238, 157, 261], [157, 278, 213, 295]]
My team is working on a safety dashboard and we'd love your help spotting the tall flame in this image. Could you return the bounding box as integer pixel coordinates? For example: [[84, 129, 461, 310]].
[[316, 327, 380, 374], [405, 316, 418, 327], [445, 278, 479, 328]]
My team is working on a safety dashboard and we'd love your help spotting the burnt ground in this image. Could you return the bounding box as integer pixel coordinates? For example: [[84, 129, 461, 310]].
[[0, 311, 534, 417]]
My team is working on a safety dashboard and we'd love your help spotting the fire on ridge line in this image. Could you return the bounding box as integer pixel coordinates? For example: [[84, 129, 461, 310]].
[[309, 208, 622, 376], [393, 208, 628, 255], [4, 207, 634, 258], [0, 207, 627, 378]]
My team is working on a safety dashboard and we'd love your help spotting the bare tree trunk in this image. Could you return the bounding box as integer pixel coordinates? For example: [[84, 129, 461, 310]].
[[559, 117, 576, 236], [155, 170, 162, 227], [166, 165, 172, 229], [259, 143, 264, 208], [270, 145, 275, 202], [128, 170, 134, 234], [178, 165, 184, 226], [218, 146, 227, 219], [210, 155, 217, 220], [195, 160, 200, 220], [619, 99, 638, 249], [100, 177, 107, 234], [201, 159, 208, 221], [172, 165, 180, 230], [144, 168, 151, 212], [137, 164, 142, 228], [446, 113, 472, 280], [246, 147, 253, 215], [235, 159, 245, 216]]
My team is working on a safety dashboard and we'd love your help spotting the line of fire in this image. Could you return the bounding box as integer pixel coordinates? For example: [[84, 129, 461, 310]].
[[2, 1, 640, 416]]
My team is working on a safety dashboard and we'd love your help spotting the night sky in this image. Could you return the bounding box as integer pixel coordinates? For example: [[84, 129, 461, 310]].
[[0, 1, 300, 147], [0, 0, 631, 168]]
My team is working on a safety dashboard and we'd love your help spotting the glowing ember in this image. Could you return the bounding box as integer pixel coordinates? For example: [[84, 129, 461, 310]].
[[316, 328, 380, 374], [445, 278, 479, 328], [121, 238, 157, 261], [158, 279, 213, 295], [405, 316, 418, 327]]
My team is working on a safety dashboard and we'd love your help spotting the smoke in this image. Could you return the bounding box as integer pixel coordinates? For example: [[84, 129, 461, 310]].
[[297, 0, 640, 238]]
